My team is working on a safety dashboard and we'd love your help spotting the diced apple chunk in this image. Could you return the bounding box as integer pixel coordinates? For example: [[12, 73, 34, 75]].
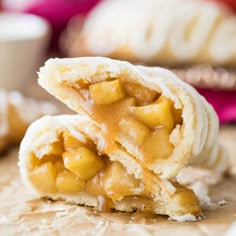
[[102, 162, 141, 200], [89, 79, 125, 105], [172, 108, 183, 125], [85, 175, 106, 197], [63, 132, 83, 151], [158, 96, 183, 125], [142, 127, 174, 163], [29, 153, 41, 170], [40, 154, 61, 164], [56, 170, 85, 194], [124, 82, 157, 105], [62, 147, 104, 180], [171, 182, 200, 214], [118, 118, 150, 145], [130, 98, 174, 129], [29, 162, 56, 193], [45, 140, 64, 156], [54, 160, 65, 173]]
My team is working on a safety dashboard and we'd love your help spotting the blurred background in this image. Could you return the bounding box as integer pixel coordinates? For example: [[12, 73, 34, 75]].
[[0, 0, 236, 125]]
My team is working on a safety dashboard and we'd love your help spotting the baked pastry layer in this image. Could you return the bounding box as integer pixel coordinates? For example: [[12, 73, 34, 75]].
[[38, 57, 224, 180], [19, 115, 201, 219]]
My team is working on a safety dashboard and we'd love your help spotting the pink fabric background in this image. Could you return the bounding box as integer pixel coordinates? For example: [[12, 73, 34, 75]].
[[198, 89, 236, 124], [24, 0, 101, 48]]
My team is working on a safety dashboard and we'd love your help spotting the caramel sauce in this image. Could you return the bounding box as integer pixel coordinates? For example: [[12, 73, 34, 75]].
[[85, 172, 114, 212], [78, 83, 181, 166], [85, 96, 136, 154]]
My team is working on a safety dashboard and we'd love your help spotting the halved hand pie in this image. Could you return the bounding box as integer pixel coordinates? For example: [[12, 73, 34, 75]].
[[38, 57, 223, 180], [19, 115, 201, 219]]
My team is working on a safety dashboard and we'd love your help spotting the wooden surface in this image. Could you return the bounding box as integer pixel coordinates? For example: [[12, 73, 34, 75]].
[[0, 124, 235, 236]]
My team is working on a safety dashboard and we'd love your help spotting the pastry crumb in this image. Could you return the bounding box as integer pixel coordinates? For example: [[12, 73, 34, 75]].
[[168, 214, 202, 222], [218, 199, 228, 206]]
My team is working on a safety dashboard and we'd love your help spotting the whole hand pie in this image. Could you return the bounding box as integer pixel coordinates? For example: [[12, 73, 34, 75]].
[[0, 90, 58, 152], [64, 0, 236, 66], [19, 57, 227, 220]]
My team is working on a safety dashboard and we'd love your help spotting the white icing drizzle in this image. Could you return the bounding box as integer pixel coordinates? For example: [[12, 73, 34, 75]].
[[200, 96, 219, 150], [139, 66, 219, 159], [135, 65, 213, 156], [207, 144, 219, 167], [210, 16, 236, 63], [171, 76, 209, 155], [81, 0, 236, 64], [169, 1, 220, 59]]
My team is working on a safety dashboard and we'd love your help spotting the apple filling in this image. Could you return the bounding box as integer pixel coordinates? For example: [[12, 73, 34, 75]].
[[69, 78, 183, 167], [29, 132, 144, 200], [28, 130, 200, 216]]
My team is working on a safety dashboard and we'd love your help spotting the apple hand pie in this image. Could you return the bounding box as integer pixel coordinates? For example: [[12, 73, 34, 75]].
[[38, 57, 224, 180], [65, 0, 236, 66], [19, 115, 201, 219], [0, 90, 58, 153]]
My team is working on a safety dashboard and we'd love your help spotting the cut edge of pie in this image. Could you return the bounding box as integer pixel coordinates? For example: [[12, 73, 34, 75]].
[[19, 115, 201, 219], [38, 57, 222, 180]]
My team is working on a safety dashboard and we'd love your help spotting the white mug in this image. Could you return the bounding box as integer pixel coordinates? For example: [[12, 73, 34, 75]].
[[0, 12, 51, 91]]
